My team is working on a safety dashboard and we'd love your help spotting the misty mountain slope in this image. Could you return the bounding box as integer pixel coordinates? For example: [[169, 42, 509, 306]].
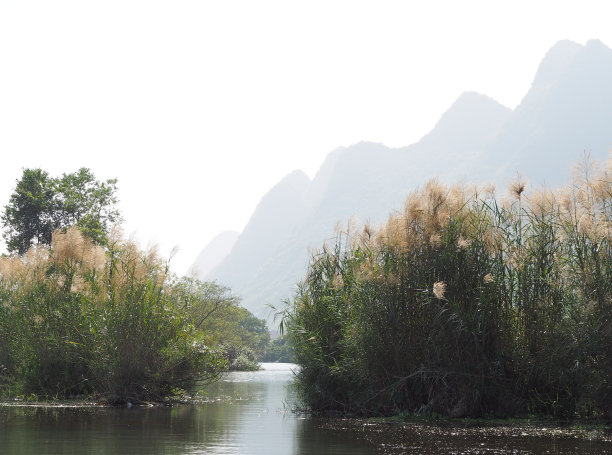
[[197, 39, 612, 322], [485, 39, 612, 186], [205, 94, 514, 319], [301, 93, 511, 234], [206, 170, 310, 294], [189, 230, 239, 279]]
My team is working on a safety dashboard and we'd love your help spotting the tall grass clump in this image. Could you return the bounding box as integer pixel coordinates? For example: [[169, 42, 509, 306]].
[[0, 227, 225, 403], [283, 158, 612, 419]]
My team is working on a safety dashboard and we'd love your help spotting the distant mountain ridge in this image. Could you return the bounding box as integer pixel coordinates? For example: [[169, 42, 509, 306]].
[[189, 231, 239, 279], [194, 39, 612, 322]]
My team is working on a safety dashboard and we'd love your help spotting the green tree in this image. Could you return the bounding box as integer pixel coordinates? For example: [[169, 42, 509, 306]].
[[2, 168, 120, 255], [173, 278, 271, 369], [53, 168, 120, 246], [1, 169, 56, 254]]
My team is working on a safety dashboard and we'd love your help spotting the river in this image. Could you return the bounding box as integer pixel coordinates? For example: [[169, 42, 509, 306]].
[[1, 363, 611, 454]]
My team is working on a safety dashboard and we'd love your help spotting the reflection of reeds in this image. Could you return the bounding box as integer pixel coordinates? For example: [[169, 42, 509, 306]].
[[284, 155, 612, 418]]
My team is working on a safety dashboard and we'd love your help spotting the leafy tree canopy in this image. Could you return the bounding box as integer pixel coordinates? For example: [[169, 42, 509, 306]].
[[2, 168, 120, 255], [173, 278, 271, 361]]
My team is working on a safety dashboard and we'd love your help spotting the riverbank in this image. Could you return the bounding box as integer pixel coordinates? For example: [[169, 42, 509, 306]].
[[3, 364, 612, 454], [315, 416, 612, 454]]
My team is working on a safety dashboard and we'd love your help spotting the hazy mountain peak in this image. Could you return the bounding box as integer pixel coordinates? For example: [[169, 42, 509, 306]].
[[585, 38, 608, 49], [278, 169, 310, 190], [531, 40, 583, 91], [420, 91, 511, 147], [437, 91, 510, 123], [578, 38, 612, 67], [519, 39, 612, 114]]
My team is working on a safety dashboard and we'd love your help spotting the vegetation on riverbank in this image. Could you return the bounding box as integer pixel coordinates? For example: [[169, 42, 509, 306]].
[[0, 227, 229, 404], [283, 157, 612, 419], [176, 278, 269, 372], [0, 168, 282, 403]]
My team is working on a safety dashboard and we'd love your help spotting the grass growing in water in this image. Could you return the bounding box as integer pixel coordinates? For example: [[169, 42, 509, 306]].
[[0, 227, 226, 404], [283, 158, 612, 419]]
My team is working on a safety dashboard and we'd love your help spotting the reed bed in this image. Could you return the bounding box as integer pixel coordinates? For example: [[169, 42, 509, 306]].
[[0, 227, 225, 403], [283, 158, 612, 418]]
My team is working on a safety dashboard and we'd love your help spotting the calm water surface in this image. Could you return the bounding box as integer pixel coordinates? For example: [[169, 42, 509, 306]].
[[1, 363, 611, 454]]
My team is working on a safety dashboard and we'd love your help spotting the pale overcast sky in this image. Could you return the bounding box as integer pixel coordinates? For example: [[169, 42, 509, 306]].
[[1, 1, 611, 275]]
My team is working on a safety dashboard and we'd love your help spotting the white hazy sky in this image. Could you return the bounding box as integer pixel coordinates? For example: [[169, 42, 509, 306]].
[[1, 1, 611, 275]]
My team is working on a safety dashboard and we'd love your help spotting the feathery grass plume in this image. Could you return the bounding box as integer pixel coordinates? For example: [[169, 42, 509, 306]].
[[528, 189, 557, 218], [571, 152, 598, 187], [383, 214, 405, 252], [22, 244, 49, 267], [509, 173, 526, 201], [0, 255, 24, 284], [558, 188, 574, 215], [577, 212, 595, 236], [432, 281, 447, 300], [457, 236, 470, 250], [404, 192, 425, 220], [425, 179, 447, 210], [429, 233, 442, 247], [482, 227, 503, 254], [594, 213, 612, 242], [592, 174, 612, 208], [69, 274, 88, 294], [481, 183, 496, 199], [448, 183, 470, 210], [51, 226, 86, 265], [361, 222, 374, 241], [83, 244, 107, 272]]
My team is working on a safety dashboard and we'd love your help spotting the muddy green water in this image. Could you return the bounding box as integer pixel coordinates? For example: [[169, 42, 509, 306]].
[[1, 363, 611, 454]]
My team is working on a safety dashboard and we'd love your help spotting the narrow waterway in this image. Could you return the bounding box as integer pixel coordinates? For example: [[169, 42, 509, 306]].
[[0, 363, 377, 454], [1, 363, 612, 454]]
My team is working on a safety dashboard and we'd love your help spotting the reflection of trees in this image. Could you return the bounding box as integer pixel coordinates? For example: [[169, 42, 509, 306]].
[[0, 369, 379, 455], [3, 399, 611, 454], [293, 417, 378, 455], [0, 404, 239, 454], [0, 378, 259, 454]]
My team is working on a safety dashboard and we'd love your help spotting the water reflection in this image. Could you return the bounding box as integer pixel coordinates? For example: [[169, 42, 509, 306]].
[[1, 364, 611, 454], [0, 364, 376, 454]]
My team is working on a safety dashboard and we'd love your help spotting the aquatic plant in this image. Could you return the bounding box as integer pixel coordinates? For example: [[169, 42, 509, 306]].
[[283, 156, 612, 418], [0, 227, 226, 403]]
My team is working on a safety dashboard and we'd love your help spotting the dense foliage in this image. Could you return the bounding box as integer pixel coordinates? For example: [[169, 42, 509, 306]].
[[262, 334, 295, 363], [283, 160, 612, 419], [2, 168, 120, 254], [0, 227, 225, 403], [173, 279, 270, 371]]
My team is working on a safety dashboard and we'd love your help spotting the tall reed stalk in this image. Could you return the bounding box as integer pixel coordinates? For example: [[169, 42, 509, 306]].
[[0, 227, 225, 403], [283, 159, 612, 418]]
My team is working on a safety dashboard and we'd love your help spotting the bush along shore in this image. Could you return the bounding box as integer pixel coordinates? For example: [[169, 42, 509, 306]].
[[283, 159, 612, 419], [0, 227, 234, 405]]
